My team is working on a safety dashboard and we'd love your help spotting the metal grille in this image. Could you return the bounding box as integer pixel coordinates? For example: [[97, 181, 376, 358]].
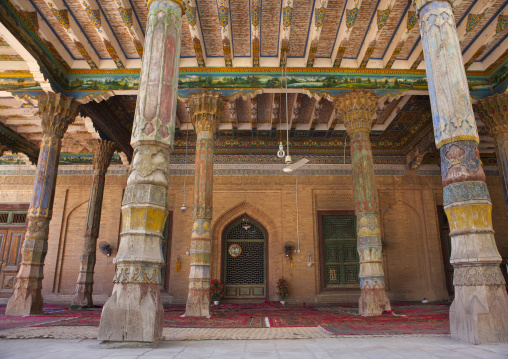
[[0, 213, 8, 224], [323, 215, 359, 287], [12, 213, 26, 224], [225, 220, 265, 285]]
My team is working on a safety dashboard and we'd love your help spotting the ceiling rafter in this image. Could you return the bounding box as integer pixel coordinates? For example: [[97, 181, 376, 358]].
[[382, 4, 414, 69], [279, 0, 294, 67], [306, 0, 328, 68], [186, 0, 206, 67], [216, 0, 233, 67], [108, 0, 144, 58], [331, 0, 363, 68], [251, 0, 260, 67], [0, 121, 39, 164]]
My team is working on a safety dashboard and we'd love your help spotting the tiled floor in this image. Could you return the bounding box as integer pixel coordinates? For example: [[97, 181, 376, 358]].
[[0, 336, 507, 358]]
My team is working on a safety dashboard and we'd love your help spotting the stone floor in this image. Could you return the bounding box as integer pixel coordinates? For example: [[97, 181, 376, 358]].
[[1, 336, 508, 358]]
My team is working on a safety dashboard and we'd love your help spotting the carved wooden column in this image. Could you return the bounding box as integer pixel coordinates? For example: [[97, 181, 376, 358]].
[[72, 140, 116, 307], [415, 0, 508, 343], [478, 94, 508, 216], [5, 92, 79, 316], [185, 91, 224, 317], [336, 89, 391, 316], [97, 0, 183, 342]]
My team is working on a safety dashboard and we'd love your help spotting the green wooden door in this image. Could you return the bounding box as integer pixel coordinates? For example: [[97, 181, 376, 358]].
[[224, 219, 266, 299], [322, 215, 360, 288]]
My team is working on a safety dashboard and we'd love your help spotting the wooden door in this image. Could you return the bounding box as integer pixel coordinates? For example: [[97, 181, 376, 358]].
[[0, 227, 26, 297]]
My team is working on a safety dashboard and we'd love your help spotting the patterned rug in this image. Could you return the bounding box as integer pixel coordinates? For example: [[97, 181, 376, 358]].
[[0, 302, 451, 335]]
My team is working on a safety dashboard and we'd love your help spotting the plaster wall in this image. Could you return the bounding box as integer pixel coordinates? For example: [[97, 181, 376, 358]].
[[0, 173, 507, 304]]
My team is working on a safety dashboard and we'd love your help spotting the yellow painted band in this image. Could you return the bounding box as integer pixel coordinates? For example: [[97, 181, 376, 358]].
[[436, 135, 479, 149], [147, 0, 184, 12], [121, 207, 168, 232], [444, 204, 492, 233]]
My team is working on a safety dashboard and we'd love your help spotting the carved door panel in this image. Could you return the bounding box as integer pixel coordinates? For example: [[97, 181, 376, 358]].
[[0, 228, 25, 297]]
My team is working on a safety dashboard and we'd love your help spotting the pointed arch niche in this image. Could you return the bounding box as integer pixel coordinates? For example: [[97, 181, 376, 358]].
[[211, 201, 280, 300]]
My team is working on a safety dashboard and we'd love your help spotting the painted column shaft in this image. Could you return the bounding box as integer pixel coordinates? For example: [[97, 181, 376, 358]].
[[416, 0, 508, 344], [337, 89, 391, 316], [98, 0, 182, 342], [185, 91, 223, 317], [72, 140, 116, 307], [494, 132, 508, 214], [5, 93, 78, 316]]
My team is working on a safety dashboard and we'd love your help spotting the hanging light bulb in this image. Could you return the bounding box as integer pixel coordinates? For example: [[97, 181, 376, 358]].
[[277, 142, 285, 158]]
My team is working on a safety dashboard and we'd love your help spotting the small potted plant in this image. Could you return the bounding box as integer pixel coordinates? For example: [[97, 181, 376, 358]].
[[210, 279, 224, 305], [276, 277, 290, 305]]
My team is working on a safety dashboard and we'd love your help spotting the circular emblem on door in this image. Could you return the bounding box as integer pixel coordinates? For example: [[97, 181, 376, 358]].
[[228, 243, 242, 258]]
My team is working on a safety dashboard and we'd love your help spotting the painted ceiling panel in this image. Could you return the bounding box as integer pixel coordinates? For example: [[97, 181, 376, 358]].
[[260, 0, 281, 57], [317, 100, 334, 123], [131, 0, 148, 30], [64, 0, 110, 59], [236, 97, 251, 123], [288, 0, 313, 57], [257, 93, 272, 123], [315, 0, 346, 58], [371, 0, 407, 59], [295, 95, 314, 123], [31, 0, 83, 59], [459, 0, 506, 52], [344, 0, 378, 59], [180, 16, 196, 58], [230, 0, 250, 57], [100, 0, 139, 58], [479, 19, 508, 61], [196, 0, 222, 57]]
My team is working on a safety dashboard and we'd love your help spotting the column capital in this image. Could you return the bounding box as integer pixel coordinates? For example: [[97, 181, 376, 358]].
[[188, 91, 225, 134], [412, 0, 453, 14], [477, 93, 508, 138], [335, 90, 378, 135], [91, 140, 117, 175], [38, 92, 79, 138]]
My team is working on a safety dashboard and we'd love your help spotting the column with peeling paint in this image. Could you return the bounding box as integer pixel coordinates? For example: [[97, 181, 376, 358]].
[[336, 89, 391, 316], [6, 93, 79, 316], [98, 0, 183, 342], [415, 0, 508, 344], [185, 91, 224, 317], [72, 140, 116, 307], [478, 93, 508, 215]]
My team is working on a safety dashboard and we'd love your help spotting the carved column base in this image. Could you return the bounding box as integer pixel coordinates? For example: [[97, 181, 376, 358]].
[[5, 287, 43, 316], [98, 283, 163, 342], [450, 281, 508, 344], [359, 285, 391, 316], [72, 284, 93, 307]]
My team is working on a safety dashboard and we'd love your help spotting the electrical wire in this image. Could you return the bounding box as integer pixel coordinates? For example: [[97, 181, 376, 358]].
[[182, 120, 190, 209], [285, 51, 290, 159]]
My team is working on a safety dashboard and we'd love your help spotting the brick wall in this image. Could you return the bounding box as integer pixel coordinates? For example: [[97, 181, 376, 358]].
[[1, 172, 507, 305]]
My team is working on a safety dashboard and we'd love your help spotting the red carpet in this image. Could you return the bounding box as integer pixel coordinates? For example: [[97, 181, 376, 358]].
[[0, 302, 451, 335]]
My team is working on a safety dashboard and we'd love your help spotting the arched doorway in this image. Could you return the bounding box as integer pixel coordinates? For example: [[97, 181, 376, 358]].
[[222, 217, 267, 299]]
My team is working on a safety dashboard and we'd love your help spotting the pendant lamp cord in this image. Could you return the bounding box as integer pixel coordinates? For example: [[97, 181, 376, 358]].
[[285, 52, 289, 158], [182, 120, 190, 207]]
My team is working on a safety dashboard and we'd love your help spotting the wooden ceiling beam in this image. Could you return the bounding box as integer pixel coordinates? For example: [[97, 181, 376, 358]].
[[382, 4, 413, 69], [109, 0, 144, 58], [251, 0, 260, 67], [186, 0, 206, 67], [278, 0, 294, 67], [216, 0, 233, 67], [331, 0, 363, 68], [306, 0, 328, 68]]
